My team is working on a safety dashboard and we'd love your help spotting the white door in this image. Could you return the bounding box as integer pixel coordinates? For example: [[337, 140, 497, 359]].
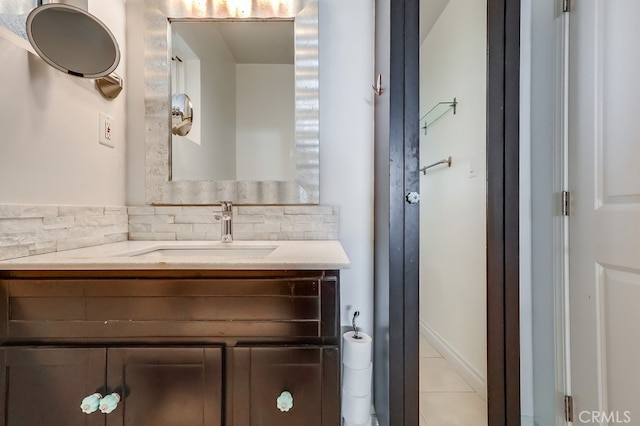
[[569, 0, 640, 423]]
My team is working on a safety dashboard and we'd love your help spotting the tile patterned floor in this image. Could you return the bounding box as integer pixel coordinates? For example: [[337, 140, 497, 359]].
[[419, 334, 487, 426]]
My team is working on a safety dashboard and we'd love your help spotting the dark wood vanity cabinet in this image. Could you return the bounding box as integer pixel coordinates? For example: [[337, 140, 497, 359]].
[[0, 346, 222, 426], [0, 270, 340, 426]]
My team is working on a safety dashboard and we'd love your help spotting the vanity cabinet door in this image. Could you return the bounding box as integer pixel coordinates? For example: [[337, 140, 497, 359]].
[[106, 347, 222, 426], [228, 346, 340, 426], [0, 347, 223, 426], [0, 347, 107, 426]]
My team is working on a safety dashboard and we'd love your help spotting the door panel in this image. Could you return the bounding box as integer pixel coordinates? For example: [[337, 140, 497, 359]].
[[569, 0, 640, 419], [599, 3, 640, 204], [1, 347, 106, 426], [106, 347, 222, 426], [600, 269, 640, 415]]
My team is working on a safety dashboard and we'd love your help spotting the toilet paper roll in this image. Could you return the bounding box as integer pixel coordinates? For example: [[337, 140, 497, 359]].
[[343, 331, 372, 369], [341, 391, 372, 425], [343, 363, 372, 397]]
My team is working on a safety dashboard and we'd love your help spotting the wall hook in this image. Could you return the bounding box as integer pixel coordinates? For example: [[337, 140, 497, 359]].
[[372, 74, 384, 96]]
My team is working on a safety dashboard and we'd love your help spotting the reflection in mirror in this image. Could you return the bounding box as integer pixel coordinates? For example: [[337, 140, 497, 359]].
[[171, 93, 193, 137], [0, 0, 37, 40], [170, 21, 295, 182], [144, 0, 319, 205]]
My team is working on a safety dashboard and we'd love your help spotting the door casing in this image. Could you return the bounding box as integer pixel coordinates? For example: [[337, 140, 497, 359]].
[[373, 0, 521, 424]]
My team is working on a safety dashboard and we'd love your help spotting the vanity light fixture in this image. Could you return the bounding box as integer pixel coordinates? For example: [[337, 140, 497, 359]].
[[25, 0, 124, 99]]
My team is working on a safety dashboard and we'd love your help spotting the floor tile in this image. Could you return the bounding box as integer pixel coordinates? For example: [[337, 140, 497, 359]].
[[420, 334, 441, 358], [419, 358, 474, 392], [419, 392, 487, 426]]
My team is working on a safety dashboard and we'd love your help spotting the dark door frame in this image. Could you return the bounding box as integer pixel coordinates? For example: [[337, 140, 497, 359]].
[[487, 0, 521, 424], [374, 0, 521, 424]]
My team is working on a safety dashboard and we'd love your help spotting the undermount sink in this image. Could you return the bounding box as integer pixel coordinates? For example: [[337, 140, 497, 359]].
[[128, 245, 277, 258]]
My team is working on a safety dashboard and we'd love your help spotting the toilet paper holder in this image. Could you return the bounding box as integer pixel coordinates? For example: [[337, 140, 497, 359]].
[[352, 311, 362, 340]]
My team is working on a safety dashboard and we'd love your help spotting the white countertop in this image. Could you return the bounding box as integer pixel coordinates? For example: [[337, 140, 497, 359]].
[[0, 240, 351, 270]]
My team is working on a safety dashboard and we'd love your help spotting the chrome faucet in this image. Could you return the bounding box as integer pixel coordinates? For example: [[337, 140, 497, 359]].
[[214, 201, 233, 242]]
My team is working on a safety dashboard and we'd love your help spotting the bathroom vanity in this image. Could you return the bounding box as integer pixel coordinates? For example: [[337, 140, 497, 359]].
[[0, 241, 349, 426]]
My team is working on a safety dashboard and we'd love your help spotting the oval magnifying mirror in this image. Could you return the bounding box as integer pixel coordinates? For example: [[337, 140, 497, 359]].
[[26, 3, 120, 78], [172, 93, 194, 137]]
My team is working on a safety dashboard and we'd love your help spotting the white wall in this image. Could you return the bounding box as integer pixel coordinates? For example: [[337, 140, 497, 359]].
[[522, 0, 567, 423], [0, 1, 127, 205], [419, 0, 487, 384], [529, 0, 564, 424], [318, 0, 374, 332], [126, 0, 375, 332], [519, 0, 535, 421], [236, 64, 295, 181]]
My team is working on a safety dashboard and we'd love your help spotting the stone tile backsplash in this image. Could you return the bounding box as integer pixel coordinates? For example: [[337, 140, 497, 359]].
[[0, 204, 340, 261], [128, 205, 340, 241], [0, 204, 128, 261]]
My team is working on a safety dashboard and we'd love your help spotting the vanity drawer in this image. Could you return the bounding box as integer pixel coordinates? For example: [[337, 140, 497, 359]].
[[227, 346, 340, 426], [0, 271, 339, 342]]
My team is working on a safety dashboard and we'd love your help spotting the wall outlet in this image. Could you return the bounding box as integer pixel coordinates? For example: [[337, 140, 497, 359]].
[[99, 112, 115, 148]]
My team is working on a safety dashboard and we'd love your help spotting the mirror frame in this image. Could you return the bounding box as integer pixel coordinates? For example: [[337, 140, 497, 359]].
[[144, 0, 319, 205]]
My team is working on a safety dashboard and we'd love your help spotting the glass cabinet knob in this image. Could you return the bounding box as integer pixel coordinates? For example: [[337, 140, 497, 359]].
[[80, 393, 102, 414], [276, 390, 294, 412], [98, 393, 121, 414]]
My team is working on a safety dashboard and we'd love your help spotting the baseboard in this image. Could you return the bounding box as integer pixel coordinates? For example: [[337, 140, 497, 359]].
[[522, 413, 553, 426], [419, 319, 487, 399]]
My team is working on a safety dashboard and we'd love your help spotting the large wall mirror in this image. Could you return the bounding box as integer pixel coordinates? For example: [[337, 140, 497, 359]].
[[145, 0, 319, 205]]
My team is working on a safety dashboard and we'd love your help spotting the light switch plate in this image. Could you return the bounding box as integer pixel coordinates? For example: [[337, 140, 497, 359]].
[[99, 112, 114, 148], [469, 156, 478, 178]]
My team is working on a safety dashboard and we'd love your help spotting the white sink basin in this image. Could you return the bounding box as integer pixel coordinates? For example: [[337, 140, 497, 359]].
[[128, 245, 276, 258]]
